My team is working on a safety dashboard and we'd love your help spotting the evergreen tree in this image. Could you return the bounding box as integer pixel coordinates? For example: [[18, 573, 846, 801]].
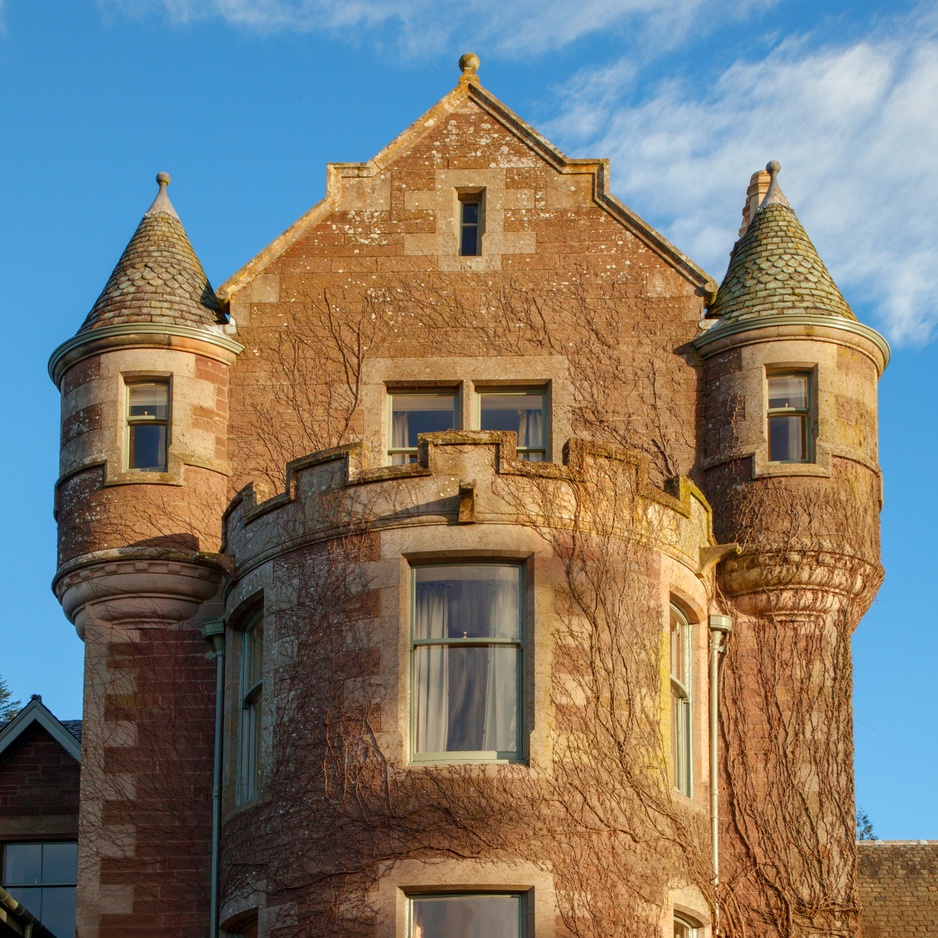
[[856, 809, 877, 841], [0, 676, 21, 721]]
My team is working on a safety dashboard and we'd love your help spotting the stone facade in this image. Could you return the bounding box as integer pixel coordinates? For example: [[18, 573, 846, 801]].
[[47, 56, 896, 937]]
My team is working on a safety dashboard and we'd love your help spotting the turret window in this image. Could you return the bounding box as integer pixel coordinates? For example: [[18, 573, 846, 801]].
[[767, 372, 812, 462], [126, 380, 169, 471]]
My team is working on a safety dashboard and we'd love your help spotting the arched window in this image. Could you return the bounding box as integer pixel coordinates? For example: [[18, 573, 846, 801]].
[[674, 913, 700, 937]]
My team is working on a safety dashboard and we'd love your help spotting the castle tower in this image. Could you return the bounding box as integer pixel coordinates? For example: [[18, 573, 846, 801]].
[[49, 174, 242, 936], [694, 163, 889, 936]]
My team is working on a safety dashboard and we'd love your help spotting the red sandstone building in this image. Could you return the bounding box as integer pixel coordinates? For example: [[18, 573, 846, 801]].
[[2, 53, 930, 937]]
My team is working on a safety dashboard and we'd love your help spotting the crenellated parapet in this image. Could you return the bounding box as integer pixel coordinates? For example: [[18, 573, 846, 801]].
[[222, 432, 718, 580]]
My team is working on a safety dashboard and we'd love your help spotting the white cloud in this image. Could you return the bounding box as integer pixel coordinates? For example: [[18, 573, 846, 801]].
[[99, 0, 775, 56], [97, 0, 936, 345], [546, 20, 938, 345]]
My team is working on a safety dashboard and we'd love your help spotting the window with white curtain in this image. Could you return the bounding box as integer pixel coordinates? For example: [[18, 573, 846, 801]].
[[389, 391, 458, 465], [767, 371, 813, 462], [478, 389, 546, 461], [412, 564, 523, 762], [410, 893, 524, 938]]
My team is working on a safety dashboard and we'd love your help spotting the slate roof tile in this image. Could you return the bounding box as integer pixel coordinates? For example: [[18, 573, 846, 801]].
[[708, 164, 855, 328], [78, 174, 222, 335]]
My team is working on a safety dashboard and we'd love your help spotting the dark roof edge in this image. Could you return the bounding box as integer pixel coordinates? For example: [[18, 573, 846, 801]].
[[0, 697, 81, 764]]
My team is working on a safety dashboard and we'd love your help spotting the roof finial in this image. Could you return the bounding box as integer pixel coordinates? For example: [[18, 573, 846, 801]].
[[459, 52, 480, 84], [146, 171, 180, 219], [758, 159, 791, 210]]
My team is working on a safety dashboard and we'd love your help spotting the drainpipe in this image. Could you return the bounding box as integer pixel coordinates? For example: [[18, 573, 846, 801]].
[[202, 619, 226, 938], [708, 613, 732, 936], [0, 883, 40, 936]]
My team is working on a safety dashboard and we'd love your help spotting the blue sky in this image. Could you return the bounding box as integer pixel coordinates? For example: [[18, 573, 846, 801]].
[[1, 0, 935, 839]]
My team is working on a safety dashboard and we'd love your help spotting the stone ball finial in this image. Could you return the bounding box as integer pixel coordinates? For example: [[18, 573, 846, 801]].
[[156, 171, 171, 187], [766, 160, 781, 175], [459, 52, 480, 74]]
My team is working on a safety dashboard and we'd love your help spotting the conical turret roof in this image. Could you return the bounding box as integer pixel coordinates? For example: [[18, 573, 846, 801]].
[[707, 161, 855, 326], [78, 173, 222, 334]]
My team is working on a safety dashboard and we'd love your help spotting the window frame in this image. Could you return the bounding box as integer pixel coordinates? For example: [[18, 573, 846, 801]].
[[457, 189, 485, 257], [238, 608, 264, 803], [674, 913, 700, 937], [766, 369, 814, 463], [670, 603, 692, 796], [2, 840, 78, 938], [408, 891, 525, 938], [125, 377, 171, 472], [388, 388, 460, 465], [476, 387, 548, 461], [410, 561, 525, 764]]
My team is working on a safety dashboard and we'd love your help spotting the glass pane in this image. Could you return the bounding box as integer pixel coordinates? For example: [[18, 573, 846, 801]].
[[670, 608, 686, 684], [6, 886, 40, 914], [128, 382, 169, 419], [42, 842, 78, 884], [243, 616, 264, 690], [4, 843, 42, 885], [38, 886, 77, 938], [412, 894, 521, 938], [414, 566, 521, 639], [674, 918, 697, 938], [768, 374, 808, 410], [414, 645, 519, 754], [460, 200, 481, 256], [130, 423, 167, 470], [480, 392, 545, 454], [390, 393, 457, 457], [769, 414, 806, 461]]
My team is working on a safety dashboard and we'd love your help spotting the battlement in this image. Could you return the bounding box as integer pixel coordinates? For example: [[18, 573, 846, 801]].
[[223, 432, 717, 580]]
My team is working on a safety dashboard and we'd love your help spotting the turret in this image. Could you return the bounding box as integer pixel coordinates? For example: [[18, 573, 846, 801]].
[[48, 174, 241, 936], [695, 163, 888, 937]]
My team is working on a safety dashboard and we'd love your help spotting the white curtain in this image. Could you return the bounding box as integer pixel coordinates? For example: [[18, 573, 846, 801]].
[[523, 407, 543, 451], [414, 583, 448, 752], [482, 577, 519, 753], [392, 410, 410, 464], [415, 568, 520, 756], [413, 894, 521, 938]]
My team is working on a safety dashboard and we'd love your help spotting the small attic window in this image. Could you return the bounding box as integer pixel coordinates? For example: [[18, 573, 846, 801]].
[[458, 190, 484, 256]]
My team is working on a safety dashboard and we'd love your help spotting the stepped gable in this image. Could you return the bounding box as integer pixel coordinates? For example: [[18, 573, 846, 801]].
[[78, 172, 222, 334], [708, 161, 855, 326]]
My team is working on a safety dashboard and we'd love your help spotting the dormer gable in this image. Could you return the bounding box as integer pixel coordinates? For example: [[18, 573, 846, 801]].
[[218, 55, 714, 314]]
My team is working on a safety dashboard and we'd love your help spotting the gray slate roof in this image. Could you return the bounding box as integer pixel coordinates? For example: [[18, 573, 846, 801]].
[[708, 195, 855, 325], [78, 174, 222, 334]]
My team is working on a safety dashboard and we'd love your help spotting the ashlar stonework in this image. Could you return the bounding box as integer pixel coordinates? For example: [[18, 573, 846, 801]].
[[42, 55, 903, 938]]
